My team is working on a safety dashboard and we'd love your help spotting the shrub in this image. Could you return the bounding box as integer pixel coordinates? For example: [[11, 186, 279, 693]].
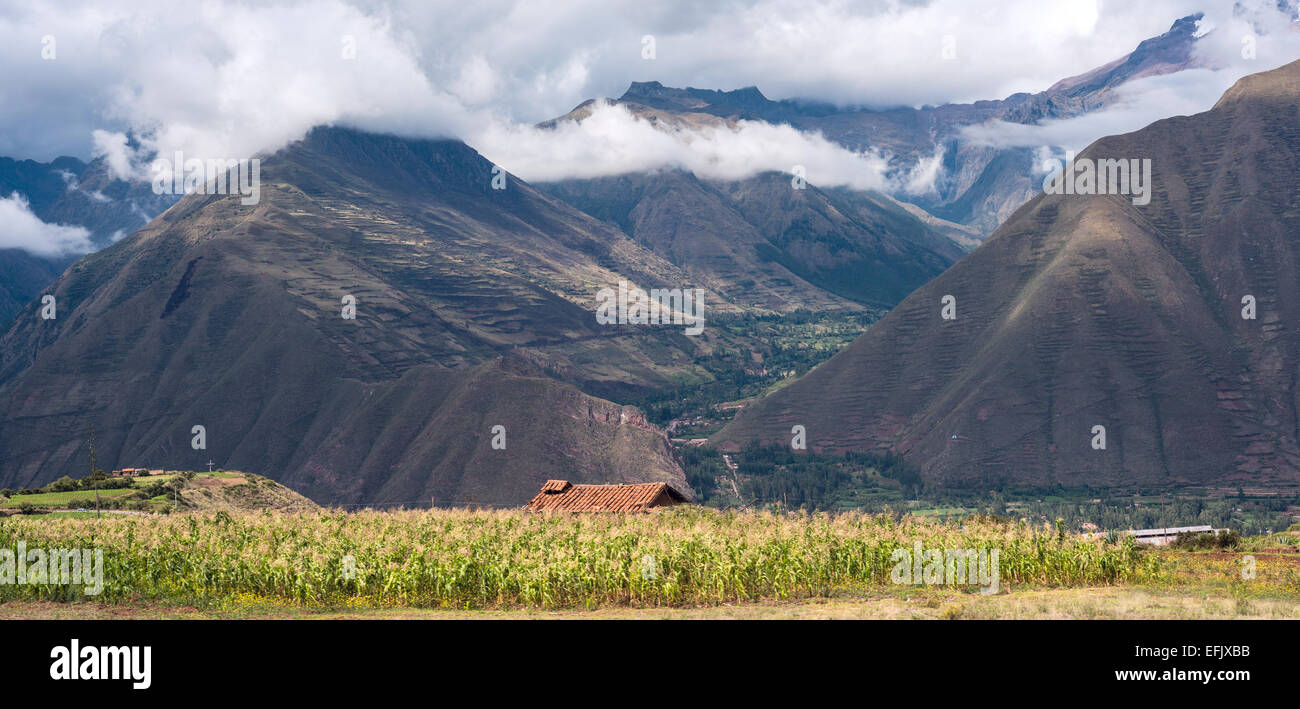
[[1170, 530, 1239, 550], [47, 476, 79, 492]]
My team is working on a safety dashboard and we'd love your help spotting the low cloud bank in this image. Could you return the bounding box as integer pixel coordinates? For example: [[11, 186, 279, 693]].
[[471, 101, 892, 190], [0, 193, 94, 257]]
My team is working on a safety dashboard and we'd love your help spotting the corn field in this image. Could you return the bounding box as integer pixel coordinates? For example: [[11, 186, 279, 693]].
[[0, 508, 1147, 608]]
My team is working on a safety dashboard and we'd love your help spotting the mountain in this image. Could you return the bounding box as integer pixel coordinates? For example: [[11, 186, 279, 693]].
[[715, 59, 1300, 491], [0, 126, 696, 505], [556, 16, 1207, 237], [539, 170, 966, 310], [1000, 13, 1209, 123], [0, 155, 178, 323], [0, 250, 66, 326]]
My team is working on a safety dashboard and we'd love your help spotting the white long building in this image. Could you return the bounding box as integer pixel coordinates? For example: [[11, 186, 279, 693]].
[[1125, 525, 1226, 546]]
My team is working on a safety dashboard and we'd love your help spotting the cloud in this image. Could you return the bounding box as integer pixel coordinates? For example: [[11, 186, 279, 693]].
[[960, 68, 1240, 152], [1, 0, 1297, 195], [900, 146, 946, 195], [473, 101, 891, 189], [91, 129, 139, 181], [0, 1, 1268, 162], [0, 0, 471, 173], [960, 2, 1300, 154], [0, 193, 94, 256]]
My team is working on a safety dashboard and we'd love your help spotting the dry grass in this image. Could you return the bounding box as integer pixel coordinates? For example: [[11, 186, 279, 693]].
[[3, 585, 1297, 620]]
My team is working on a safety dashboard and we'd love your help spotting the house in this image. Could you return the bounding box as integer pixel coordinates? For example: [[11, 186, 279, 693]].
[[527, 479, 690, 513], [111, 468, 143, 477]]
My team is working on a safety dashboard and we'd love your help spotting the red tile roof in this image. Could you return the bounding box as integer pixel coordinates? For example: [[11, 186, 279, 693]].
[[527, 480, 689, 512]]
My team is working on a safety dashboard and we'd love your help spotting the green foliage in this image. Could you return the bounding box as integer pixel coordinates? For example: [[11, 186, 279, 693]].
[[995, 492, 1295, 537], [678, 445, 729, 503], [631, 311, 877, 429], [48, 476, 79, 493], [681, 445, 1294, 534], [736, 443, 923, 507], [1169, 530, 1240, 550], [682, 444, 923, 509]]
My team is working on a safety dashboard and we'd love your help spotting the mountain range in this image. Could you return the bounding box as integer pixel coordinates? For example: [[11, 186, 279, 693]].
[[0, 128, 695, 504], [0, 14, 1208, 333], [2, 14, 1294, 505], [538, 171, 966, 310], [716, 58, 1300, 491], [544, 15, 1207, 238], [0, 154, 178, 323]]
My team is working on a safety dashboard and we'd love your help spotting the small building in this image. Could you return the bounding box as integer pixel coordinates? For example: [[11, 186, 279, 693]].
[[1126, 525, 1226, 546], [527, 479, 690, 513], [111, 468, 143, 477]]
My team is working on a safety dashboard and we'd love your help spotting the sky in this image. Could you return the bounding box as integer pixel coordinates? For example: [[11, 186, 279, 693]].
[[0, 1, 1298, 200]]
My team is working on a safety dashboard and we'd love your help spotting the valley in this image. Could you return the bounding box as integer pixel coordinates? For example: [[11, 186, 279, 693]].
[[10, 0, 1300, 683]]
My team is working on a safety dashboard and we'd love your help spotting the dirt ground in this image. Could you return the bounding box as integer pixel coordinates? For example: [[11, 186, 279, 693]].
[[3, 585, 1298, 620]]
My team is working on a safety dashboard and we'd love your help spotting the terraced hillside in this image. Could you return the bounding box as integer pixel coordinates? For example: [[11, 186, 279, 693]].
[[541, 170, 965, 310], [0, 127, 695, 505], [716, 59, 1300, 490]]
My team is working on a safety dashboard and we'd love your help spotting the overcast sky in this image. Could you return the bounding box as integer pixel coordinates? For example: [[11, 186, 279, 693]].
[[1, 0, 1297, 184]]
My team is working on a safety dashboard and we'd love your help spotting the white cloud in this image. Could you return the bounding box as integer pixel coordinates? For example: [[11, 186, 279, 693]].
[[0, 1, 1262, 161], [472, 101, 892, 190], [901, 146, 946, 195], [0, 0, 472, 175], [91, 129, 138, 181], [960, 2, 1300, 153], [0, 0, 1297, 194], [0, 193, 94, 256], [960, 69, 1240, 152]]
